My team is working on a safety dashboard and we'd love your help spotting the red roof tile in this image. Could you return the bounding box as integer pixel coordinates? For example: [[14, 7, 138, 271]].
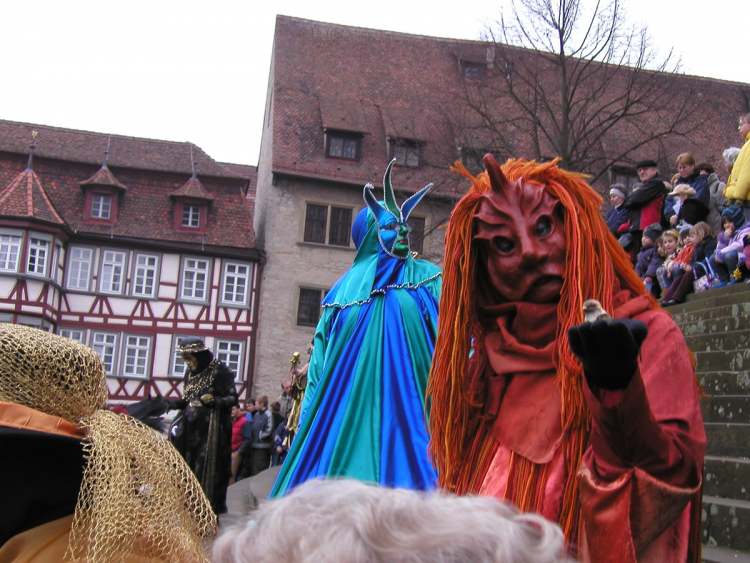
[[80, 164, 128, 192], [0, 166, 65, 225], [270, 16, 750, 195]]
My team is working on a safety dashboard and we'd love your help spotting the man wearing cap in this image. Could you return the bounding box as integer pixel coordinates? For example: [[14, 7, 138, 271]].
[[622, 159, 669, 251], [169, 338, 238, 514], [606, 183, 630, 237]]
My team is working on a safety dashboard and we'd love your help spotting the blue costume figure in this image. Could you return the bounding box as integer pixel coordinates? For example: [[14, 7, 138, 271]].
[[270, 160, 441, 496]]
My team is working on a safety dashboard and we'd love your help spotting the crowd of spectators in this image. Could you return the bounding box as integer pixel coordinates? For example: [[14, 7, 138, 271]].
[[607, 112, 750, 306]]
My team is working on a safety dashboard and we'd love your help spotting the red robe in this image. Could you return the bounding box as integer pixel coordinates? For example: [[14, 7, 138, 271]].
[[477, 291, 705, 562]]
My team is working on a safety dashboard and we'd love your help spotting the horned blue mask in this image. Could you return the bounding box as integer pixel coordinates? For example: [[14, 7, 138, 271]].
[[363, 159, 434, 259]]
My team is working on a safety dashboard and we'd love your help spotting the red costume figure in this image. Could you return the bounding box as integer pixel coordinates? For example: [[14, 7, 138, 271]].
[[428, 155, 705, 562]]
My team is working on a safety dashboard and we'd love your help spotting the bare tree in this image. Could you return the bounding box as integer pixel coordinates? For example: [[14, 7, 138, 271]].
[[453, 0, 705, 183]]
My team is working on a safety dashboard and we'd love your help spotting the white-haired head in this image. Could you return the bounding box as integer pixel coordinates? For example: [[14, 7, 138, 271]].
[[212, 479, 571, 563], [723, 147, 741, 168]]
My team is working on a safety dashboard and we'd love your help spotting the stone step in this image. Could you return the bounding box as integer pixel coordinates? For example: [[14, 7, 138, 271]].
[[703, 396, 750, 424], [669, 295, 750, 315], [705, 423, 750, 458], [705, 456, 750, 502], [672, 309, 750, 332], [687, 331, 750, 353], [702, 544, 750, 562], [702, 495, 750, 552], [699, 372, 750, 397], [696, 350, 750, 373], [687, 283, 750, 303]]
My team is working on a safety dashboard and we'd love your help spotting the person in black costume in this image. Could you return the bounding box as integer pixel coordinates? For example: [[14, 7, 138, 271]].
[[169, 338, 238, 514]]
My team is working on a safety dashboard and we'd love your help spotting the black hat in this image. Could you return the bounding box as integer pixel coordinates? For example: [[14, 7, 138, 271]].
[[177, 337, 208, 354], [635, 159, 658, 169], [643, 223, 663, 242], [678, 199, 709, 225]]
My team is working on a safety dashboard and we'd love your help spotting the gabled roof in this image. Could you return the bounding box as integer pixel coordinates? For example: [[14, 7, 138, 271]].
[[0, 166, 65, 226], [0, 119, 246, 179], [80, 164, 128, 192], [170, 175, 215, 201]]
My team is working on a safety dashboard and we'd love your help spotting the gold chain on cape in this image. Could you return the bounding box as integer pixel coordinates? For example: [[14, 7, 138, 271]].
[[183, 359, 220, 401]]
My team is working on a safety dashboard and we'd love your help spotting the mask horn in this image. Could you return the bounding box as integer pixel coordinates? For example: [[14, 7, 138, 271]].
[[401, 182, 434, 222], [483, 154, 508, 193], [363, 183, 382, 219], [383, 158, 401, 218]]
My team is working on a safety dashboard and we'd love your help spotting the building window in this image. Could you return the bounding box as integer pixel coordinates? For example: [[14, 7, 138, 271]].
[[391, 139, 420, 168], [326, 131, 360, 160], [59, 328, 85, 343], [303, 204, 327, 244], [100, 250, 127, 294], [180, 257, 210, 301], [216, 340, 243, 381], [91, 332, 118, 375], [610, 166, 638, 191], [297, 287, 323, 327], [410, 217, 426, 255], [26, 237, 49, 276], [171, 335, 198, 376], [182, 205, 201, 228], [222, 262, 250, 305], [0, 234, 22, 272], [462, 61, 485, 80], [329, 207, 353, 246], [132, 254, 159, 298], [123, 335, 151, 378], [67, 247, 93, 291], [91, 194, 112, 220]]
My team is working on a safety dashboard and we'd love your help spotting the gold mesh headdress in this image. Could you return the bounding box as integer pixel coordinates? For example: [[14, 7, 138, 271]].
[[0, 324, 216, 562]]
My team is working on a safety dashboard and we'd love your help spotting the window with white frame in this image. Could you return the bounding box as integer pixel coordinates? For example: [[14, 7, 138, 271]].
[[182, 205, 201, 228], [100, 250, 127, 294], [222, 262, 250, 304], [123, 335, 151, 378], [180, 257, 210, 301], [171, 335, 198, 376], [91, 332, 118, 375], [0, 234, 22, 272], [66, 247, 93, 291], [216, 340, 243, 381], [26, 237, 49, 276], [132, 254, 159, 298], [91, 194, 112, 220], [59, 328, 85, 343]]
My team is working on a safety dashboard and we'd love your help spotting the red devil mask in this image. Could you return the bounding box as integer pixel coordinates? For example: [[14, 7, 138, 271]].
[[473, 155, 566, 303]]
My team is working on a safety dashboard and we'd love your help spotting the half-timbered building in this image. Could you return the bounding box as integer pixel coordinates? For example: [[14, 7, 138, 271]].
[[0, 120, 261, 403]]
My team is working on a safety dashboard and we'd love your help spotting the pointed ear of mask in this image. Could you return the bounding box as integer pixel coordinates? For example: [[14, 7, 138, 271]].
[[363, 183, 383, 220], [382, 158, 401, 218], [401, 182, 434, 222], [483, 153, 509, 193]]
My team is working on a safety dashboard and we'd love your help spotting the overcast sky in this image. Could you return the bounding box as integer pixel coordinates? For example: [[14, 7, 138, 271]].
[[1, 0, 745, 166]]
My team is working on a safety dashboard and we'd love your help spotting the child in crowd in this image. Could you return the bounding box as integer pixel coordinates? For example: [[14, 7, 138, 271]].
[[662, 223, 716, 305], [635, 223, 663, 295], [712, 207, 750, 285], [656, 229, 680, 292]]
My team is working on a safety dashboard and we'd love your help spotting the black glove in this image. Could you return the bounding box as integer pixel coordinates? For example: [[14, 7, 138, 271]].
[[166, 397, 187, 410], [567, 319, 648, 391]]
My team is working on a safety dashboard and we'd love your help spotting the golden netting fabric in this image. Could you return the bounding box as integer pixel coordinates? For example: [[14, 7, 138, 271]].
[[0, 324, 216, 562]]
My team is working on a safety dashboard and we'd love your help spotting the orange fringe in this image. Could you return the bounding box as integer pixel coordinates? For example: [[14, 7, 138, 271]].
[[427, 158, 657, 547]]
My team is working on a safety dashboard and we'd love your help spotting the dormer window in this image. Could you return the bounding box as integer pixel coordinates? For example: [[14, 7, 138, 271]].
[[91, 193, 112, 220], [461, 61, 486, 80], [326, 131, 361, 160], [390, 139, 421, 168], [182, 205, 201, 228]]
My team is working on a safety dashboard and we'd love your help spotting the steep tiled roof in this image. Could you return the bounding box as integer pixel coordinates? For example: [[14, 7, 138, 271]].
[[80, 164, 128, 192], [0, 166, 65, 226], [0, 119, 244, 179], [170, 175, 215, 201], [270, 16, 750, 195]]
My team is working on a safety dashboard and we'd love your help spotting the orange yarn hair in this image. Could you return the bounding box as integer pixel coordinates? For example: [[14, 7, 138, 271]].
[[427, 158, 656, 542]]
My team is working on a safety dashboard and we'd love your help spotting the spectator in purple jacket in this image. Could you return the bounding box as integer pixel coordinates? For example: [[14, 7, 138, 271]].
[[712, 206, 750, 285], [635, 223, 664, 295]]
